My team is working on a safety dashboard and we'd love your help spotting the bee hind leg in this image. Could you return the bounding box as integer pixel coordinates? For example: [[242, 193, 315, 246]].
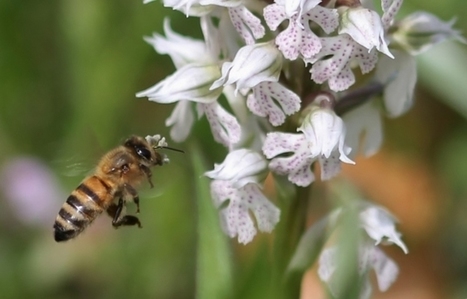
[[113, 215, 142, 228], [106, 198, 142, 229]]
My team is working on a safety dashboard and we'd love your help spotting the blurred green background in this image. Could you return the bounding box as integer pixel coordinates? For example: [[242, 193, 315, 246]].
[[0, 0, 467, 298]]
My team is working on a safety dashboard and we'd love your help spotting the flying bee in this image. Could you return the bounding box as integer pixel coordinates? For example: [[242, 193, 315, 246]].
[[53, 135, 182, 242]]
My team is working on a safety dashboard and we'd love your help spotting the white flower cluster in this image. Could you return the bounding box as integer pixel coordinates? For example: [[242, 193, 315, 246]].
[[137, 0, 462, 246]]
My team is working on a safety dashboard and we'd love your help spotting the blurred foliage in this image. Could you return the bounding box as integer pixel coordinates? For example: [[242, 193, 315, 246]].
[[0, 1, 199, 298], [0, 0, 466, 299]]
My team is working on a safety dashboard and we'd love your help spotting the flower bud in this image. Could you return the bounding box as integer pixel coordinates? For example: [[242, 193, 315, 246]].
[[205, 149, 267, 188], [392, 11, 466, 55], [211, 42, 282, 93], [339, 6, 394, 58]]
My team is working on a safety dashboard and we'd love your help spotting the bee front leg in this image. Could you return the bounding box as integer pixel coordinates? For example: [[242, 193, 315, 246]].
[[106, 198, 142, 229], [139, 164, 154, 188]]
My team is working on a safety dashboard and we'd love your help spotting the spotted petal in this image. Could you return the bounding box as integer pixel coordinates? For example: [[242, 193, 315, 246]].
[[306, 35, 378, 91], [263, 132, 315, 187], [381, 0, 403, 29], [210, 180, 280, 244], [247, 82, 301, 126], [263, 3, 287, 31], [228, 6, 265, 45], [199, 102, 241, 149], [265, 3, 338, 60]]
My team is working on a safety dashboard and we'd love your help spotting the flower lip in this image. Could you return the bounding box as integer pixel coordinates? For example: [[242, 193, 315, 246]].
[[264, 0, 339, 60], [210, 180, 280, 244]]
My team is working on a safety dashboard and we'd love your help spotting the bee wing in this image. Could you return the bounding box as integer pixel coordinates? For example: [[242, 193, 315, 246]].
[[139, 188, 164, 200], [52, 155, 95, 179], [52, 131, 113, 178]]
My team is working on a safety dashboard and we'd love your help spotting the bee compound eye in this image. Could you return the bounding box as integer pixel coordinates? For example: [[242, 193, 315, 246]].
[[136, 147, 152, 160]]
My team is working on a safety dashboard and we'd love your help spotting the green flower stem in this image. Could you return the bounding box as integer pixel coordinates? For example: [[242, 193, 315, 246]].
[[191, 143, 233, 299], [273, 185, 311, 298]]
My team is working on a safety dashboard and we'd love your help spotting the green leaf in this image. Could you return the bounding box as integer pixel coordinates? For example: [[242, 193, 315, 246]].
[[283, 212, 338, 298], [271, 185, 307, 299], [332, 206, 362, 299], [418, 43, 467, 119], [191, 143, 233, 299], [286, 215, 332, 276]]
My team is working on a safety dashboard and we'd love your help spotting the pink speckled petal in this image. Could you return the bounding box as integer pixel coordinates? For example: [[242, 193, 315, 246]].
[[210, 180, 280, 244], [210, 180, 256, 243], [247, 90, 284, 126], [266, 4, 339, 61], [381, 0, 403, 29], [358, 48, 379, 74], [244, 184, 280, 233], [263, 3, 287, 31], [327, 64, 355, 92], [229, 6, 265, 45], [299, 18, 323, 58], [309, 36, 351, 83], [263, 132, 315, 186], [275, 18, 301, 60], [201, 102, 241, 149], [275, 14, 323, 60], [307, 6, 339, 34], [263, 132, 305, 158], [308, 35, 378, 91], [318, 151, 342, 180], [311, 57, 346, 85], [247, 82, 301, 126], [210, 180, 232, 206], [307, 36, 343, 63], [226, 196, 257, 244], [270, 156, 315, 187]]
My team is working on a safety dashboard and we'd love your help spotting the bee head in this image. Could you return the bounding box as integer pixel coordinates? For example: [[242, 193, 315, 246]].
[[124, 136, 160, 166], [124, 135, 182, 167]]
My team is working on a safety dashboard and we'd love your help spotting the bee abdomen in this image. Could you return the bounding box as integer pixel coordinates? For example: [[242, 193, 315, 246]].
[[54, 176, 112, 242]]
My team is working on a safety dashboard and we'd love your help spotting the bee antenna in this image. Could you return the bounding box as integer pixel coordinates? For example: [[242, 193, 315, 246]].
[[162, 146, 185, 154]]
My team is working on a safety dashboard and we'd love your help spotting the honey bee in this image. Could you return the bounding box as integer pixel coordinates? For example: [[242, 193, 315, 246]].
[[53, 135, 181, 242]]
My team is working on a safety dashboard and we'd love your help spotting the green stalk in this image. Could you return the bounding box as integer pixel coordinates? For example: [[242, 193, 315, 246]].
[[273, 185, 311, 298]]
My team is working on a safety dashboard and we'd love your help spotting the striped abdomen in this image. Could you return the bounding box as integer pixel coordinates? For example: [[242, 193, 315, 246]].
[[54, 175, 114, 242]]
